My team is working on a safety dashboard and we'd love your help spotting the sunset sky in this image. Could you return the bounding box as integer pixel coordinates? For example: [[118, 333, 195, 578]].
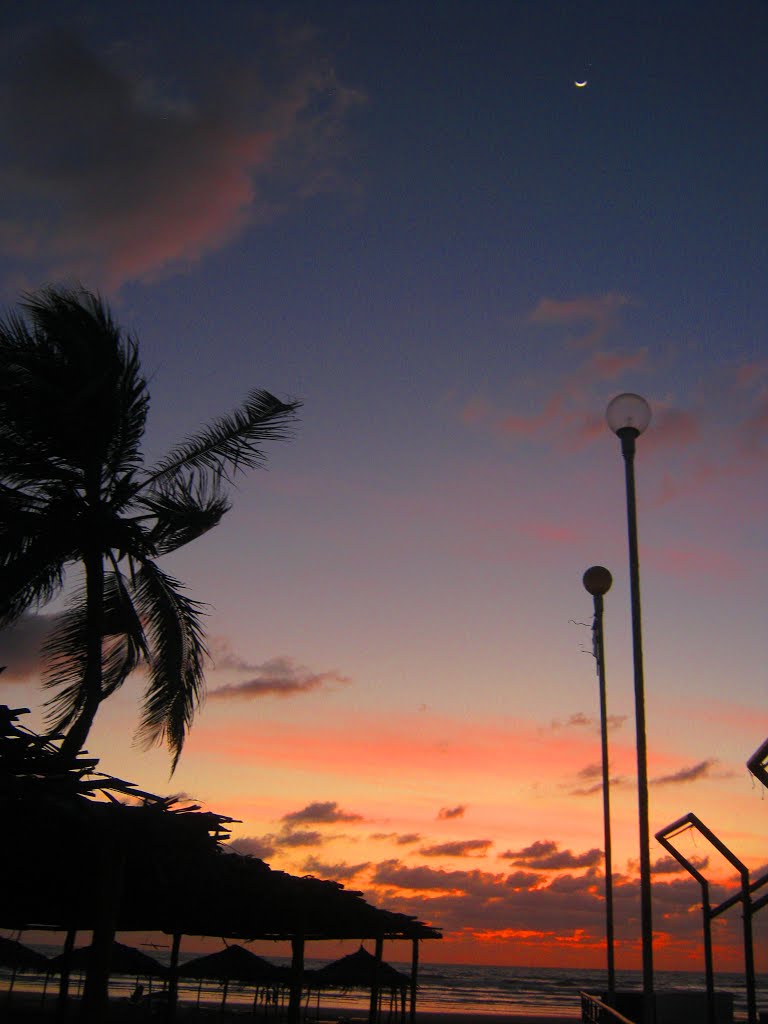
[[1, 1, 767, 975]]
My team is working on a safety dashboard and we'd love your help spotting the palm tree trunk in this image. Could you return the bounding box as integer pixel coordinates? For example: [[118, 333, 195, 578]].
[[58, 542, 105, 761]]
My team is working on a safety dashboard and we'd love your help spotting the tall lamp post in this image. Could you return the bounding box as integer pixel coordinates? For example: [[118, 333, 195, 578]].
[[606, 393, 654, 1021], [582, 565, 615, 999]]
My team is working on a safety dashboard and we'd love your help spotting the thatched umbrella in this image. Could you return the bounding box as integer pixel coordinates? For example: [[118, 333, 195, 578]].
[[311, 946, 410, 1023], [0, 936, 49, 996], [179, 944, 281, 1009], [312, 945, 409, 990], [49, 938, 167, 1000]]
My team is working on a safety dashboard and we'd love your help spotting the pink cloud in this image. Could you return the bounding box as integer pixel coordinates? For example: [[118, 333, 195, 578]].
[[499, 394, 565, 438], [642, 408, 701, 451], [734, 361, 768, 389], [528, 293, 632, 327], [645, 543, 742, 581], [739, 396, 768, 448], [0, 24, 360, 291], [494, 364, 646, 450], [521, 521, 581, 545], [460, 398, 492, 426], [587, 348, 648, 380], [527, 293, 633, 349]]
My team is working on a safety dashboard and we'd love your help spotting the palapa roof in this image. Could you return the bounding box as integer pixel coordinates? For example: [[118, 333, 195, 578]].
[[178, 944, 283, 984], [0, 707, 441, 945], [49, 941, 167, 978], [310, 945, 411, 990], [0, 935, 50, 971]]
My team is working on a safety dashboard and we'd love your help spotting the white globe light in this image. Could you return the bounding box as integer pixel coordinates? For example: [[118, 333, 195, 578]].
[[605, 393, 652, 436]]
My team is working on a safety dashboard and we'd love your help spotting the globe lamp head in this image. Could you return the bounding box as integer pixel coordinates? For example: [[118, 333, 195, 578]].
[[583, 565, 613, 596], [606, 393, 652, 436]]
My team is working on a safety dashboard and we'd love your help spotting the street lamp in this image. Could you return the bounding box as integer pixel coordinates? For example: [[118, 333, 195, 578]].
[[606, 393, 654, 1020], [582, 565, 615, 999]]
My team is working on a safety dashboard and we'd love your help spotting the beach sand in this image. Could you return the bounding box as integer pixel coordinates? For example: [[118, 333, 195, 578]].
[[2, 992, 577, 1024]]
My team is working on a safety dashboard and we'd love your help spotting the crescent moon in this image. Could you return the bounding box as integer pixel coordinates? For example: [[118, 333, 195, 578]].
[[574, 80, 588, 88]]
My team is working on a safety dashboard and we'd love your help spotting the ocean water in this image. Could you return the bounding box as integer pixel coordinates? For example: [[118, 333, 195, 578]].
[[4, 953, 767, 1022]]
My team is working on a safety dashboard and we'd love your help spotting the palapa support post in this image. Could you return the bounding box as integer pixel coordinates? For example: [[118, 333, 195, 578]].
[[165, 933, 182, 1024], [409, 939, 419, 1024], [56, 928, 76, 1020], [288, 935, 305, 1024], [368, 936, 383, 1024]]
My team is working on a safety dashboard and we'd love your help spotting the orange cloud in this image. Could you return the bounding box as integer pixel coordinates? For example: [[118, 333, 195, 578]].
[[184, 711, 610, 791], [437, 805, 467, 820], [282, 800, 363, 826], [419, 839, 493, 858], [500, 840, 602, 870], [651, 759, 720, 787]]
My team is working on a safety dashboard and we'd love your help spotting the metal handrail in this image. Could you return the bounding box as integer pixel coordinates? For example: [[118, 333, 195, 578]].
[[580, 991, 637, 1023]]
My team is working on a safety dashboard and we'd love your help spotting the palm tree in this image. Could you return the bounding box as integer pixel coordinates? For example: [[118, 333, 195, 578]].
[[0, 286, 300, 770]]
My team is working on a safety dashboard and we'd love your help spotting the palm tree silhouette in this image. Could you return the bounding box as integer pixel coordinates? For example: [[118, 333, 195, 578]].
[[0, 286, 300, 769]]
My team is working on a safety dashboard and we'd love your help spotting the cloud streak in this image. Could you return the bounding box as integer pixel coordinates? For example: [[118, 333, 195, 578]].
[[499, 840, 603, 870], [528, 293, 634, 349], [419, 839, 493, 858], [437, 805, 467, 820], [651, 759, 719, 787], [208, 655, 351, 700], [281, 800, 363, 827]]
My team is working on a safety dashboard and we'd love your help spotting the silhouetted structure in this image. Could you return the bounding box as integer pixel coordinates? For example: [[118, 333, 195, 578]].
[[0, 706, 440, 1023], [178, 944, 284, 1011], [605, 392, 654, 1023], [311, 945, 411, 1023], [656, 813, 765, 1024], [0, 286, 301, 770], [582, 565, 615, 998]]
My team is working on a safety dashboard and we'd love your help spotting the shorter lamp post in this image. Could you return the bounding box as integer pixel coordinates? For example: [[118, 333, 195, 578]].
[[583, 565, 615, 998]]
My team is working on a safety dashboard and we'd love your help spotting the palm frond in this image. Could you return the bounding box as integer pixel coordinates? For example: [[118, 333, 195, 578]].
[[132, 561, 209, 772], [41, 586, 91, 734], [136, 475, 231, 555], [42, 569, 149, 731], [100, 564, 150, 696], [142, 389, 301, 489], [1, 287, 149, 485], [0, 519, 73, 627]]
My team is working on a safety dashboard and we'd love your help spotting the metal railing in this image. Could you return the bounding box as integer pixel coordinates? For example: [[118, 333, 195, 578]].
[[581, 991, 637, 1024]]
